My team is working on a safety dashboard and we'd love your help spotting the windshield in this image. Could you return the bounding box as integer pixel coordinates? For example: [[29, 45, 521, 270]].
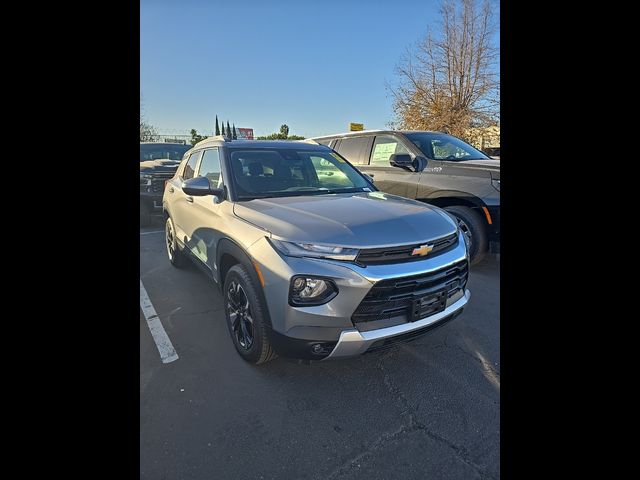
[[228, 148, 372, 200], [404, 133, 489, 161], [140, 144, 191, 162]]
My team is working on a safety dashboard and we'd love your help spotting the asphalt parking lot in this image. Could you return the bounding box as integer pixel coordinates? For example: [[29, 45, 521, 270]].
[[140, 223, 500, 480]]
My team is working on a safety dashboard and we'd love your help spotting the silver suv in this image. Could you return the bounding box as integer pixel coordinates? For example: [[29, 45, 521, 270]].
[[163, 136, 471, 364]]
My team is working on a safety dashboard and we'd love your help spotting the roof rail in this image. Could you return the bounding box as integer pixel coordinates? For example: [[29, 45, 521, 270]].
[[296, 139, 319, 145], [194, 135, 232, 147]]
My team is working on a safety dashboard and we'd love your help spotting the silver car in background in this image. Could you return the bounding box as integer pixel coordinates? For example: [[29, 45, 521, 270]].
[[162, 136, 470, 364]]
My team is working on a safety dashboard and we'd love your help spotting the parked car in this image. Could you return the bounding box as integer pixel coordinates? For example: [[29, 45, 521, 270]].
[[162, 136, 470, 364], [483, 147, 500, 160], [140, 142, 192, 226], [311, 131, 500, 264]]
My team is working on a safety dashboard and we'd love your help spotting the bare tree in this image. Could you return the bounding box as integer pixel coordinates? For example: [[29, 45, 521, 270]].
[[140, 94, 159, 142], [389, 0, 499, 141]]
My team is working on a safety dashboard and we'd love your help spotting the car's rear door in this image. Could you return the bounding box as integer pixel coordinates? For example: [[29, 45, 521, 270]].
[[170, 150, 201, 243], [353, 134, 421, 198], [188, 147, 225, 269]]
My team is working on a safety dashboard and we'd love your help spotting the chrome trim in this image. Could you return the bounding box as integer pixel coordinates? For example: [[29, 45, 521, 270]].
[[323, 289, 470, 360]]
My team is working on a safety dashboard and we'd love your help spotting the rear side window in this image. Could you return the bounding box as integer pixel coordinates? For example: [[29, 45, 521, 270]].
[[182, 151, 201, 180], [370, 136, 411, 165], [196, 148, 222, 187], [334, 136, 373, 164]]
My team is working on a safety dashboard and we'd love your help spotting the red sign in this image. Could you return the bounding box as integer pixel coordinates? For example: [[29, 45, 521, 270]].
[[237, 128, 254, 140]]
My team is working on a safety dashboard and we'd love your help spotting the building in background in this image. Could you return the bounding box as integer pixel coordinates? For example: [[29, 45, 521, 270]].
[[236, 128, 254, 140]]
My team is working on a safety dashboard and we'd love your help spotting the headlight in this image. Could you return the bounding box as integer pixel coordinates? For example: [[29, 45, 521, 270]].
[[492, 179, 500, 191], [271, 239, 359, 262], [289, 276, 338, 306]]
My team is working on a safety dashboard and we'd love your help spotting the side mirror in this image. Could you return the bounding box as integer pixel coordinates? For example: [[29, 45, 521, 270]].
[[362, 173, 374, 184], [389, 153, 414, 169], [182, 176, 224, 200], [413, 156, 428, 172]]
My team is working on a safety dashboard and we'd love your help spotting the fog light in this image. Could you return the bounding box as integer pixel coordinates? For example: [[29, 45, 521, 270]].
[[289, 276, 338, 306], [312, 344, 323, 354]]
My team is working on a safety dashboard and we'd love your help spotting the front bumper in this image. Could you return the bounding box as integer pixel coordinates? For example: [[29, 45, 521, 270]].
[[324, 288, 470, 359], [247, 229, 470, 360]]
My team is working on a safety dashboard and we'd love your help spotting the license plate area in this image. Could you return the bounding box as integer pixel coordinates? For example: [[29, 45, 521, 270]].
[[410, 290, 448, 322]]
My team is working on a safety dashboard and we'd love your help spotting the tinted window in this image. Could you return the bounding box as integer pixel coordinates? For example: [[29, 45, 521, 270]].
[[197, 148, 222, 186], [334, 136, 372, 164], [370, 136, 411, 165], [140, 143, 191, 161], [227, 148, 370, 199], [182, 151, 201, 180], [404, 132, 489, 161]]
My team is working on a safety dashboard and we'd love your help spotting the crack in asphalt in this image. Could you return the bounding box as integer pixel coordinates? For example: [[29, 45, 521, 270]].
[[320, 350, 496, 480]]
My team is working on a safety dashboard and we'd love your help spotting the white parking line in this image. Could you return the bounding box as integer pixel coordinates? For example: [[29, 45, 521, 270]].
[[140, 279, 179, 364], [140, 230, 164, 236]]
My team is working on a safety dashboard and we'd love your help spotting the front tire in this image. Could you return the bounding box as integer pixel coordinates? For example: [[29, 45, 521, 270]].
[[165, 216, 188, 268], [444, 205, 488, 265], [224, 264, 277, 365]]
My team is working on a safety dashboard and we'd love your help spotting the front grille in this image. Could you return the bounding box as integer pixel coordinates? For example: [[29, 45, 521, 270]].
[[356, 232, 458, 266], [150, 174, 173, 193], [351, 260, 468, 328]]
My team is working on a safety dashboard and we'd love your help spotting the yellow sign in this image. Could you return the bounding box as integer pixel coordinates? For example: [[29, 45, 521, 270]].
[[349, 123, 364, 131]]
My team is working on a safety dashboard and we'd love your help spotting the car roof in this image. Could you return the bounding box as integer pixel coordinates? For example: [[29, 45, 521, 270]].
[[140, 142, 190, 146], [192, 137, 329, 151]]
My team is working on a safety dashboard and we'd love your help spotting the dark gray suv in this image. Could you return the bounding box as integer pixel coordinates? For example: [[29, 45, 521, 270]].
[[163, 136, 470, 364], [311, 131, 500, 264]]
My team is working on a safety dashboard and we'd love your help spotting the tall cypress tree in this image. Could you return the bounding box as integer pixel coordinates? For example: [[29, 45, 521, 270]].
[[221, 122, 226, 136], [232, 124, 237, 140], [215, 116, 220, 136], [226, 121, 231, 138]]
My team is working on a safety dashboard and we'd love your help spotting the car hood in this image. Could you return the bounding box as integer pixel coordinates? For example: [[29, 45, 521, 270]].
[[233, 191, 458, 248], [140, 159, 181, 174]]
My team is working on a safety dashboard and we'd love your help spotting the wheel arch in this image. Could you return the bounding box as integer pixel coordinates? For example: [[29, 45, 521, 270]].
[[216, 238, 273, 328], [417, 191, 492, 226]]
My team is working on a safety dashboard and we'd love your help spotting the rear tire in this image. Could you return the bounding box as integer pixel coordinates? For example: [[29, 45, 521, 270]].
[[224, 264, 277, 365], [165, 216, 188, 268], [444, 205, 488, 265]]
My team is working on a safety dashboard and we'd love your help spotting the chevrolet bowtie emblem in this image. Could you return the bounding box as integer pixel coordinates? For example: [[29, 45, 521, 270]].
[[411, 244, 434, 256]]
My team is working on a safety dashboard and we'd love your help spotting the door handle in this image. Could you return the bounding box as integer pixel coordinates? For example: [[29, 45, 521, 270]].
[[186, 196, 194, 203]]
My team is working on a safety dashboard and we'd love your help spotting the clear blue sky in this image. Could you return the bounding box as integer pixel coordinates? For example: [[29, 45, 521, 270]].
[[141, 0, 499, 138]]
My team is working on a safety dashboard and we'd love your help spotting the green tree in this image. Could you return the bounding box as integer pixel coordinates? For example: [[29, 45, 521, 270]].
[[190, 129, 208, 146], [226, 121, 231, 138], [256, 124, 305, 140], [221, 123, 226, 136], [232, 124, 237, 140], [215, 116, 220, 136]]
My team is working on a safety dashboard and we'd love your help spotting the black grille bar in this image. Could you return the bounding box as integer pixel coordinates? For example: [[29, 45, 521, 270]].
[[356, 232, 458, 266], [352, 260, 468, 326]]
